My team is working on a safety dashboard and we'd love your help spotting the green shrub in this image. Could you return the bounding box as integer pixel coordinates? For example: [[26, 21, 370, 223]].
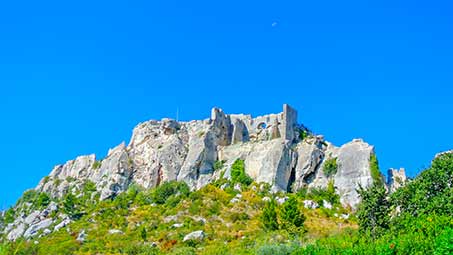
[[357, 183, 390, 238], [65, 176, 76, 183], [3, 208, 15, 224], [54, 178, 62, 186], [299, 129, 308, 141], [63, 193, 81, 219], [83, 181, 97, 194], [392, 153, 453, 217], [18, 189, 39, 204], [36, 192, 51, 208], [323, 158, 337, 177], [151, 181, 190, 204], [231, 159, 253, 186], [261, 198, 279, 231], [171, 247, 196, 255], [229, 212, 250, 222], [140, 226, 148, 242], [434, 227, 453, 255], [279, 196, 306, 232], [370, 154, 383, 186], [121, 244, 160, 255], [213, 160, 225, 171], [92, 160, 102, 169], [307, 181, 340, 206], [256, 243, 300, 255]]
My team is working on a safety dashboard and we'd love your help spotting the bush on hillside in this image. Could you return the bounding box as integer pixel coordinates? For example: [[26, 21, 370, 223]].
[[370, 154, 384, 186], [231, 159, 253, 186], [261, 198, 279, 231], [323, 158, 338, 178], [357, 183, 390, 238], [279, 196, 306, 232], [151, 181, 190, 204], [36, 192, 51, 208], [391, 153, 453, 217]]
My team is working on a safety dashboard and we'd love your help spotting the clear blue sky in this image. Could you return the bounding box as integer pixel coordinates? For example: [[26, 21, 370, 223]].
[[1, 0, 452, 208]]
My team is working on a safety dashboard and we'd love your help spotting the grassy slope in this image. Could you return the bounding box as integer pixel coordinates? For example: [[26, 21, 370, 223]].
[[0, 182, 355, 255]]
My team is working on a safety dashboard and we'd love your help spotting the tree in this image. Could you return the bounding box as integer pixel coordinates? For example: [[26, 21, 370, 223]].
[[370, 154, 384, 187], [279, 196, 305, 232], [36, 192, 51, 208], [261, 198, 279, 231], [231, 159, 253, 186], [356, 184, 390, 238], [323, 158, 338, 177], [151, 181, 190, 204], [392, 153, 453, 217], [63, 193, 81, 219]]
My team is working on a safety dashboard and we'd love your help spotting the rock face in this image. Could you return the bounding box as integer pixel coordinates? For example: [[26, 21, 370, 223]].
[[5, 104, 390, 240], [33, 104, 381, 206], [387, 168, 407, 193], [34, 104, 307, 198], [183, 230, 205, 242]]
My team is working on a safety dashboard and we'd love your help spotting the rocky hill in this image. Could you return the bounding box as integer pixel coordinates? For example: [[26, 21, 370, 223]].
[[1, 104, 406, 242]]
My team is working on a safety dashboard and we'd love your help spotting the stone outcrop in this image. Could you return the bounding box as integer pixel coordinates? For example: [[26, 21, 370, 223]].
[[5, 104, 392, 240], [387, 168, 407, 193], [33, 104, 380, 204], [35, 104, 304, 199], [183, 230, 205, 242]]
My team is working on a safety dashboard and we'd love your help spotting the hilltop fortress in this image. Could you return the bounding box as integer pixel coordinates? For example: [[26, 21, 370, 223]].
[[4, 104, 409, 241], [35, 104, 397, 207]]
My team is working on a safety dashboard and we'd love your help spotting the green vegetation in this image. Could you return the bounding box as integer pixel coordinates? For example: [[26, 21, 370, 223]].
[[356, 183, 390, 238], [261, 199, 279, 231], [323, 158, 337, 178], [0, 178, 353, 255], [36, 192, 51, 208], [231, 159, 253, 186], [305, 180, 340, 206], [63, 193, 82, 220], [213, 160, 226, 171], [151, 181, 190, 205], [2, 153, 452, 255], [370, 154, 383, 186], [2, 208, 15, 224], [299, 129, 308, 141], [43, 176, 50, 184], [279, 196, 306, 233], [92, 160, 102, 169]]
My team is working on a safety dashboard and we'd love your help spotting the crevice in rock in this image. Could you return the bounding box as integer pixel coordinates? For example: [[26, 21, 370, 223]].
[[303, 154, 324, 185], [156, 164, 163, 186], [287, 165, 296, 192]]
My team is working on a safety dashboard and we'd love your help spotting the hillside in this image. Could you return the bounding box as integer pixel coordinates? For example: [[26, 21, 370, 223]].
[[3, 104, 452, 254]]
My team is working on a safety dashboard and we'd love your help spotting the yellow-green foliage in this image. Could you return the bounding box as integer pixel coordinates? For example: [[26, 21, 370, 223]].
[[4, 154, 452, 255], [1, 181, 355, 255], [370, 154, 383, 186], [231, 159, 253, 186], [92, 160, 102, 169], [323, 157, 338, 177]]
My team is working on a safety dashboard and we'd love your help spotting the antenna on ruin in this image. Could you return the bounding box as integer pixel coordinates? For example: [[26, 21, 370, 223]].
[[176, 107, 179, 122]]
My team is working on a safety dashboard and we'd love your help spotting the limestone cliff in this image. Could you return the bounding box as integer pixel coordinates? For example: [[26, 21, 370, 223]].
[[4, 104, 392, 240], [34, 104, 379, 207]]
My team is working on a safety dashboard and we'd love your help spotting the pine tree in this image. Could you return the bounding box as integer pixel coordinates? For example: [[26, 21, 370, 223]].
[[279, 196, 306, 232], [261, 198, 279, 231], [357, 184, 390, 238]]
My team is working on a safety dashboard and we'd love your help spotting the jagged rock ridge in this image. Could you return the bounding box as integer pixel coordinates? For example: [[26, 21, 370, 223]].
[[4, 104, 402, 240], [36, 104, 377, 205]]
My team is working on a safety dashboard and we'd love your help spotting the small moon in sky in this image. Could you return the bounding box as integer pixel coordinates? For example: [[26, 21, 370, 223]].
[[272, 21, 278, 27]]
